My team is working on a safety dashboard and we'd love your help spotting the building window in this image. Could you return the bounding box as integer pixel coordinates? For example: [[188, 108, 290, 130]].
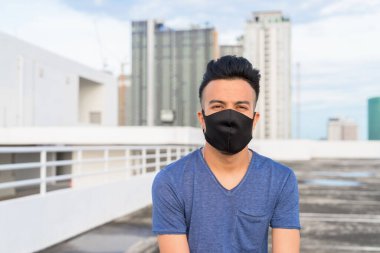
[[89, 111, 102, 124]]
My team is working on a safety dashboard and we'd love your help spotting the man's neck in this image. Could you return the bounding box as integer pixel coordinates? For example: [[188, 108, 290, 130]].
[[202, 143, 252, 175]]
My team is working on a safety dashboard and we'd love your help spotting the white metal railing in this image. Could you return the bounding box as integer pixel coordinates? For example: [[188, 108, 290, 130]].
[[0, 145, 200, 200]]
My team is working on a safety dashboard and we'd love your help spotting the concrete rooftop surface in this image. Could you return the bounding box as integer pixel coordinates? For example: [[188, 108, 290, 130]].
[[39, 158, 380, 253]]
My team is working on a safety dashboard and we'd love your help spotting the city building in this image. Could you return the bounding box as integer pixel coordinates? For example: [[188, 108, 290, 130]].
[[244, 11, 291, 139], [327, 117, 358, 141], [368, 97, 380, 140], [0, 32, 118, 127], [220, 36, 243, 57], [129, 20, 218, 127], [118, 63, 131, 126]]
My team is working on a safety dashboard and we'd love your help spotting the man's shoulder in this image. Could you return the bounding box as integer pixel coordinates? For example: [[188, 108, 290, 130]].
[[254, 151, 298, 196], [254, 150, 296, 178]]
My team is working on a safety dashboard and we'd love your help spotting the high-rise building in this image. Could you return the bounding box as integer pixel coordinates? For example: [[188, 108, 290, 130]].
[[220, 45, 243, 57], [244, 11, 291, 139], [118, 63, 131, 126], [368, 97, 380, 140], [327, 117, 358, 141], [129, 20, 218, 127], [220, 36, 243, 57]]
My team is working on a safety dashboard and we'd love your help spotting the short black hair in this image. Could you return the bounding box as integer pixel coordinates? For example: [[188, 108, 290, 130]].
[[199, 55, 260, 106]]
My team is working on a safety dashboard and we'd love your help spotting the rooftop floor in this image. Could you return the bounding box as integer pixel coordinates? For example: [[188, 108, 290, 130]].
[[40, 158, 380, 253]]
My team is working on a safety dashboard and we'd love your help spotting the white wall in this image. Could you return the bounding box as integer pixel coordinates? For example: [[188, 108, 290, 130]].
[[0, 126, 205, 145], [0, 173, 156, 253], [0, 126, 379, 160], [0, 31, 117, 127], [251, 139, 380, 160], [33, 61, 78, 126], [78, 77, 105, 124]]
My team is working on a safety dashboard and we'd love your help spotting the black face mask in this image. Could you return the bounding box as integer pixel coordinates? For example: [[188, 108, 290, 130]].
[[201, 109, 256, 155]]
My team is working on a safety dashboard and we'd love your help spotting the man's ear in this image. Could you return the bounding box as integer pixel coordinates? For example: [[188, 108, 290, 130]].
[[253, 112, 260, 129], [197, 110, 206, 132]]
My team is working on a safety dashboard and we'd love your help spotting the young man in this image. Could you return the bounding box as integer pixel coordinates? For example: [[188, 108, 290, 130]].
[[151, 56, 301, 253]]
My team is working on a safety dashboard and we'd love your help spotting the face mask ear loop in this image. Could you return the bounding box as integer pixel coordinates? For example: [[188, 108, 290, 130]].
[[201, 108, 206, 133]]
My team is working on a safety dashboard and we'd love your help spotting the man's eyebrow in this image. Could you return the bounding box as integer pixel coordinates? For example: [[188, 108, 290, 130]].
[[208, 99, 226, 105], [208, 100, 251, 106], [235, 101, 251, 105]]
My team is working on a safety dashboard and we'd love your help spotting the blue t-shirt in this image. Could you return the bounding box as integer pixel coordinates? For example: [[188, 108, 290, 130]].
[[151, 147, 301, 253]]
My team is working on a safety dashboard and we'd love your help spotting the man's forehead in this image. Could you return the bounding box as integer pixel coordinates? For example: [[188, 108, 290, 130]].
[[203, 86, 256, 103], [203, 79, 255, 97]]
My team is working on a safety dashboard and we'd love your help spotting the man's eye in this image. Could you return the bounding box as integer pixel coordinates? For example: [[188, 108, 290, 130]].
[[239, 106, 248, 110], [212, 105, 222, 109]]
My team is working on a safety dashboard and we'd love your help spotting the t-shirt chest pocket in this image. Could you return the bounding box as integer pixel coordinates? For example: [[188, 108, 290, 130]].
[[232, 208, 270, 253]]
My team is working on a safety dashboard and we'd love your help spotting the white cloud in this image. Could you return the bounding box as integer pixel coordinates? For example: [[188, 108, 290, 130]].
[[0, 0, 130, 75], [298, 0, 327, 10], [94, 0, 106, 6], [218, 30, 242, 45], [292, 8, 380, 108], [165, 17, 194, 29], [293, 10, 380, 64], [320, 0, 380, 16]]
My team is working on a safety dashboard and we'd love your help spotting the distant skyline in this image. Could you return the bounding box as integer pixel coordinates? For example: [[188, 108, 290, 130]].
[[0, 0, 379, 140]]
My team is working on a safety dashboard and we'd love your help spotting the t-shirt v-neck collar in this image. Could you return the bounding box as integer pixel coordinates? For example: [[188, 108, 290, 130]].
[[198, 147, 255, 196]]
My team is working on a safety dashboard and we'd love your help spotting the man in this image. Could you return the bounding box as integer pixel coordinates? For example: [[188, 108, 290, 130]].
[[151, 55, 301, 253]]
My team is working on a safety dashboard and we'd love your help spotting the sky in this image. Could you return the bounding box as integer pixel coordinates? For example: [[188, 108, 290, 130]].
[[0, 0, 379, 140]]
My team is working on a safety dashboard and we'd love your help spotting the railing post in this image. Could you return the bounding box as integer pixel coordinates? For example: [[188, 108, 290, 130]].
[[176, 146, 180, 160], [104, 148, 109, 183], [74, 149, 83, 188], [104, 149, 109, 171], [40, 150, 47, 195], [125, 148, 130, 178], [77, 149, 82, 175], [155, 147, 160, 172], [142, 148, 146, 175], [167, 146, 171, 164]]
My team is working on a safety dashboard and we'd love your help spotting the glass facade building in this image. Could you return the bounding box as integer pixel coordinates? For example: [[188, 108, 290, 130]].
[[129, 20, 218, 127], [368, 97, 380, 140]]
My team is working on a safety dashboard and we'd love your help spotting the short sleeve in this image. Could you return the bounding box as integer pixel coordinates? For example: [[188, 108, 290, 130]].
[[151, 171, 187, 235], [270, 170, 301, 230]]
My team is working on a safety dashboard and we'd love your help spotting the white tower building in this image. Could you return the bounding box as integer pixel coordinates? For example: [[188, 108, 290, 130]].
[[327, 118, 358, 141], [244, 11, 291, 139]]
